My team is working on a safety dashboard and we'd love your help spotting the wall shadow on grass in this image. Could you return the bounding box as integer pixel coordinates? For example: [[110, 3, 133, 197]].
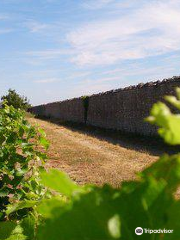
[[35, 116, 178, 157]]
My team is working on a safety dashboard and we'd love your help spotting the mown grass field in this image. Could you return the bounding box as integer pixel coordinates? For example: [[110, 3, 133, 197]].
[[29, 117, 157, 187]]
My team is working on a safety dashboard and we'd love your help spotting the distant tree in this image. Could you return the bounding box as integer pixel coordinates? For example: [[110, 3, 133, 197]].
[[1, 89, 31, 110]]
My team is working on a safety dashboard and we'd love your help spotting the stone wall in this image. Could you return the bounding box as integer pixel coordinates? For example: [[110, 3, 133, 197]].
[[30, 98, 85, 123], [30, 76, 180, 136]]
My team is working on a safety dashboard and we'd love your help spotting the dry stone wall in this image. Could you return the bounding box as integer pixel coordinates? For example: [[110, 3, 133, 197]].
[[30, 98, 85, 123], [30, 76, 180, 136]]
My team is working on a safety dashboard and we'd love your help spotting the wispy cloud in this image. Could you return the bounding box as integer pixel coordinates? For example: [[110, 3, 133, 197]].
[[72, 81, 113, 98], [0, 14, 9, 20], [82, 0, 115, 9], [67, 72, 90, 79], [0, 28, 13, 34], [102, 65, 176, 81], [68, 0, 180, 66], [0, 13, 12, 34], [1, 0, 179, 105], [25, 49, 74, 60], [25, 21, 51, 33], [34, 78, 60, 83]]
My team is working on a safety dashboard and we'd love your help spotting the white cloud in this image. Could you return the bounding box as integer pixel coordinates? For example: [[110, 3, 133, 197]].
[[34, 78, 60, 83], [67, 0, 180, 66]]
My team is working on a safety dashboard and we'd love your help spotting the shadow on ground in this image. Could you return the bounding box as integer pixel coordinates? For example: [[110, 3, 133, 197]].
[[35, 116, 178, 157]]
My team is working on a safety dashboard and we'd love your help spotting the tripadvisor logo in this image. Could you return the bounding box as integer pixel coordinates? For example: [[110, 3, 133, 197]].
[[135, 227, 143, 235], [135, 227, 173, 235]]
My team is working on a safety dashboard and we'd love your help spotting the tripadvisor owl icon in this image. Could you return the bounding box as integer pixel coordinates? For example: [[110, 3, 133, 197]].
[[135, 227, 143, 235]]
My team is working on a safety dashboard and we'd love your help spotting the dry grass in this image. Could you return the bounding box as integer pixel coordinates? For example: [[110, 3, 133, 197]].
[[29, 117, 157, 187]]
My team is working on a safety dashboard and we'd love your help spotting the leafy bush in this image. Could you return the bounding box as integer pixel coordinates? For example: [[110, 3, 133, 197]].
[[1, 89, 31, 110], [0, 104, 49, 221], [1, 88, 180, 240]]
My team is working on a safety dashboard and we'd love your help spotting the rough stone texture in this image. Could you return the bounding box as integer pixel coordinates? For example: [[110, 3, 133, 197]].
[[30, 98, 85, 123], [30, 76, 180, 136]]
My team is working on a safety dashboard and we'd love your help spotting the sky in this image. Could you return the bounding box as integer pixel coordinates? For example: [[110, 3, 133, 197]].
[[0, 0, 180, 105]]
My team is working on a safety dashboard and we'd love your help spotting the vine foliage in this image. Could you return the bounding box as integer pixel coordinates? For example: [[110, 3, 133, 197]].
[[0, 103, 49, 221]]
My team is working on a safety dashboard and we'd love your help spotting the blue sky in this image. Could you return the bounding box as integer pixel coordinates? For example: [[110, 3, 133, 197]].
[[0, 0, 180, 105]]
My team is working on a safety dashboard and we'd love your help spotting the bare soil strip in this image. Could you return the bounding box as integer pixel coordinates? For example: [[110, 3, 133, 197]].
[[29, 117, 157, 187]]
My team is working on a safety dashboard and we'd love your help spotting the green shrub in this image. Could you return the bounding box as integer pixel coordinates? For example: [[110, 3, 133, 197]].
[[81, 96, 89, 123], [1, 89, 31, 110]]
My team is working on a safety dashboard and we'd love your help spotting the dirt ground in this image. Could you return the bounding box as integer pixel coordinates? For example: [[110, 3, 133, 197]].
[[29, 117, 157, 187]]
